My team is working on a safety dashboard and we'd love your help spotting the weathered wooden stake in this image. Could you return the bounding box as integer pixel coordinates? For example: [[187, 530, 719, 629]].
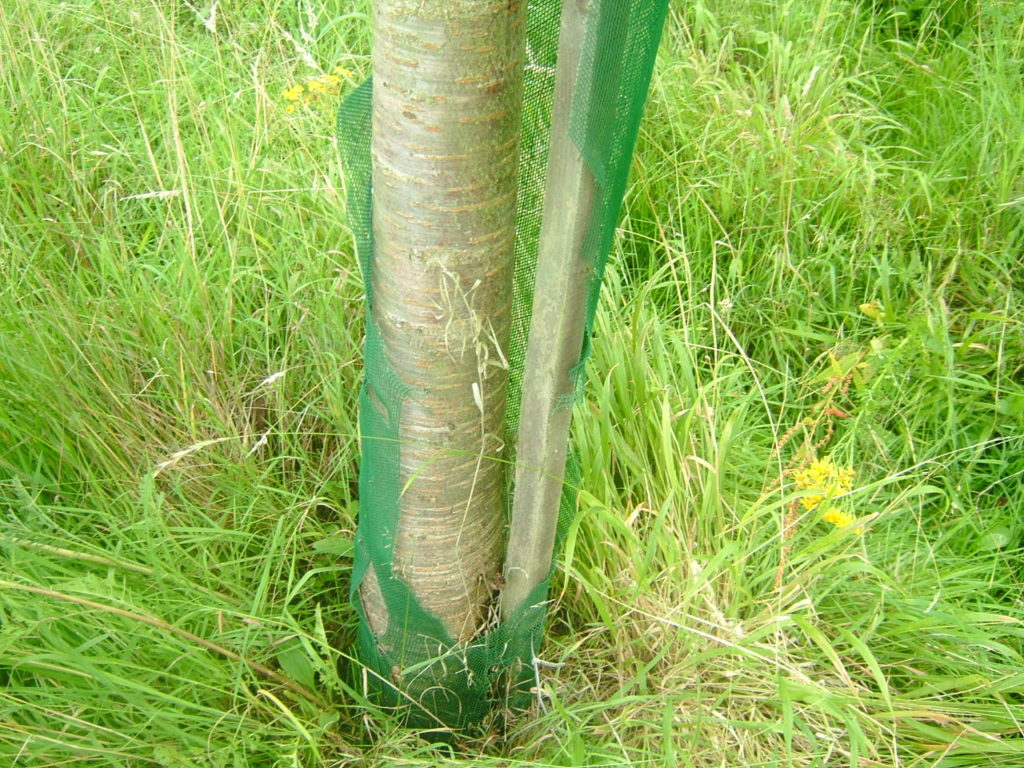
[[501, 0, 595, 619]]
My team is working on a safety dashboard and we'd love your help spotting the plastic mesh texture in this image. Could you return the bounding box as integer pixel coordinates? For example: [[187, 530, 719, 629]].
[[337, 0, 668, 729]]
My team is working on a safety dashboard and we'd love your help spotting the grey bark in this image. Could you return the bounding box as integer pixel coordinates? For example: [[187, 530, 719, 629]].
[[365, 0, 525, 643]]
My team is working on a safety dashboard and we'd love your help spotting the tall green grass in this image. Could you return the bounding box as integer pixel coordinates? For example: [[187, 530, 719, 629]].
[[2, 0, 1022, 765]]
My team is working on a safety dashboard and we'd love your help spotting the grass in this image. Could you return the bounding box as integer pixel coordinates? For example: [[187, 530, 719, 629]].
[[1, 0, 1022, 765]]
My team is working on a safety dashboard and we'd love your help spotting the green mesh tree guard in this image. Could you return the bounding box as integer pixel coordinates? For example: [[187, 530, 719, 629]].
[[338, 0, 669, 729]]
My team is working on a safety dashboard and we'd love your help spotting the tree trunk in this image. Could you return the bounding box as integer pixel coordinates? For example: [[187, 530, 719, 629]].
[[363, 0, 524, 643]]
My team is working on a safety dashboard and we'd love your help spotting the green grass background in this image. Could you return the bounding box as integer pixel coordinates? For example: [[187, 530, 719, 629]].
[[1, 0, 1022, 765]]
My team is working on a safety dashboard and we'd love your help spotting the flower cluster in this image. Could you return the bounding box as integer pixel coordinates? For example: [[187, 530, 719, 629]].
[[283, 67, 352, 113], [822, 508, 856, 528], [791, 457, 861, 534]]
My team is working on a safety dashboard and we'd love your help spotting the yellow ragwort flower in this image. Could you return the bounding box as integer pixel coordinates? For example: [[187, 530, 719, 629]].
[[800, 493, 824, 511], [822, 507, 863, 535], [791, 457, 862, 535], [283, 72, 346, 114], [793, 457, 854, 498], [859, 301, 885, 321]]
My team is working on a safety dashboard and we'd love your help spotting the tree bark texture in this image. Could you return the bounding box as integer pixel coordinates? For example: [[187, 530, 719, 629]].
[[365, 0, 525, 643]]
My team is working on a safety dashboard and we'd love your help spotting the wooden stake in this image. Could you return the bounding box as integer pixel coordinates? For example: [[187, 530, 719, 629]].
[[501, 0, 595, 619]]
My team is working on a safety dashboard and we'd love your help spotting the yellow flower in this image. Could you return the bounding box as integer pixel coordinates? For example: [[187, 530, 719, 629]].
[[282, 71, 347, 114], [822, 507, 862, 535], [333, 66, 353, 77], [792, 456, 861, 534], [800, 493, 824, 511], [859, 301, 885, 321], [792, 457, 854, 501]]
